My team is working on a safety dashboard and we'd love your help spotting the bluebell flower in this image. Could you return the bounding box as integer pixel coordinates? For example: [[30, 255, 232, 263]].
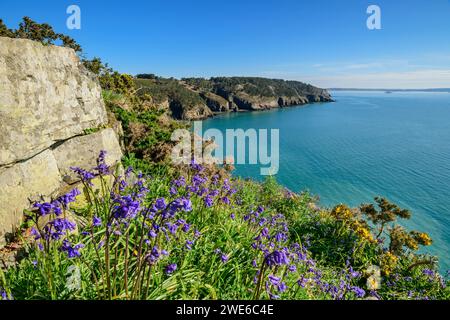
[[154, 198, 167, 211], [70, 166, 95, 182], [182, 223, 191, 233], [94, 150, 110, 175], [0, 288, 13, 300], [190, 159, 203, 172], [185, 240, 194, 250], [209, 190, 219, 197], [204, 195, 214, 207], [297, 277, 306, 288], [221, 196, 230, 205], [57, 188, 81, 208], [268, 275, 280, 286], [97, 240, 105, 249], [423, 269, 434, 277], [60, 240, 84, 258], [165, 263, 177, 275], [261, 227, 269, 238], [146, 246, 160, 265], [167, 223, 178, 235], [113, 195, 141, 219], [277, 282, 287, 292], [30, 227, 41, 240], [92, 216, 102, 227], [265, 250, 290, 267], [350, 286, 366, 298], [33, 202, 54, 216], [43, 218, 76, 240], [172, 176, 186, 188]]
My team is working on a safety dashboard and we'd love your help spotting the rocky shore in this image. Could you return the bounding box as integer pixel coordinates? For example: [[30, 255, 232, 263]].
[[134, 75, 334, 121]]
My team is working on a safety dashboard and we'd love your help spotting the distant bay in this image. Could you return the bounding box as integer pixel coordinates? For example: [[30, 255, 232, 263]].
[[202, 90, 450, 272]]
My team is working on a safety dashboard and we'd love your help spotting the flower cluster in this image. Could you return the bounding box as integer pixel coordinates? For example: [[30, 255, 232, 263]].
[[0, 288, 13, 300], [6, 151, 446, 301]]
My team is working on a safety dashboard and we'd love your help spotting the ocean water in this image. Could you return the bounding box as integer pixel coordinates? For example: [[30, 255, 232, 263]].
[[201, 91, 450, 272]]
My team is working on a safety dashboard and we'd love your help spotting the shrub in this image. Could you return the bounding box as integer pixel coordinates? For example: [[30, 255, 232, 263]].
[[1, 152, 448, 300], [0, 17, 81, 52]]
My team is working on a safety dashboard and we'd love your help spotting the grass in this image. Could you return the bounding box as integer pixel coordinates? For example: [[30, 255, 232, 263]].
[[1, 157, 448, 300]]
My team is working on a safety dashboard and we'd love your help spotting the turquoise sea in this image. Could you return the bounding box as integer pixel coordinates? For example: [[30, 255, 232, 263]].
[[201, 91, 450, 272]]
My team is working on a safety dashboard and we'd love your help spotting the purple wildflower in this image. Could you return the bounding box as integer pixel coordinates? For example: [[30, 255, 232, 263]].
[[350, 286, 365, 298], [113, 195, 141, 219], [185, 240, 194, 250], [165, 263, 177, 275], [95, 150, 110, 175], [57, 188, 81, 209], [277, 282, 287, 292], [268, 275, 280, 286], [70, 166, 95, 181], [43, 218, 76, 240], [204, 195, 214, 207], [265, 250, 290, 267], [60, 240, 84, 258], [92, 216, 102, 227], [154, 198, 167, 211], [182, 223, 191, 233], [146, 246, 160, 265]]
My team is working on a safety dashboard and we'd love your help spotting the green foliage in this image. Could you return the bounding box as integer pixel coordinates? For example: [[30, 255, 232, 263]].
[[83, 127, 102, 135], [1, 167, 448, 300], [134, 78, 205, 112], [360, 197, 432, 256], [0, 19, 14, 37], [136, 74, 159, 80], [0, 17, 81, 52], [182, 77, 326, 98]]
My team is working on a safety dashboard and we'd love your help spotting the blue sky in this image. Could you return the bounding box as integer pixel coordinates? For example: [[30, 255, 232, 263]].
[[1, 0, 450, 88]]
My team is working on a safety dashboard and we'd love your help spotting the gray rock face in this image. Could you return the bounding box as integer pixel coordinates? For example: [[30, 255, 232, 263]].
[[0, 37, 108, 166], [201, 92, 230, 112], [0, 150, 61, 245], [0, 38, 122, 246], [53, 128, 123, 184]]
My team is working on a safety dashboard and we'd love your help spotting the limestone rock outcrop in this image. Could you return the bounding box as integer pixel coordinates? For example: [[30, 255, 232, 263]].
[[53, 128, 122, 184], [0, 37, 108, 166], [0, 37, 122, 245]]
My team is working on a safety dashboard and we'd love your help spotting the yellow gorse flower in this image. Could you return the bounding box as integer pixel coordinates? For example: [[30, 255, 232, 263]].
[[381, 251, 398, 276], [331, 204, 353, 220], [417, 232, 432, 246]]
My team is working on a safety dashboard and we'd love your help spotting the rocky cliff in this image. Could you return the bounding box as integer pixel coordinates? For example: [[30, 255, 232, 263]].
[[0, 37, 123, 245], [134, 75, 333, 120]]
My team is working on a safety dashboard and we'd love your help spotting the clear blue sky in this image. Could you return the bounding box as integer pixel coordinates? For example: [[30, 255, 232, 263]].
[[1, 0, 450, 88]]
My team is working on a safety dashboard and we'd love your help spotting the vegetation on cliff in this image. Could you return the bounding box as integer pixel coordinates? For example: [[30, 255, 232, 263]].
[[0, 153, 448, 300], [133, 75, 334, 119], [0, 17, 81, 52], [0, 17, 448, 301]]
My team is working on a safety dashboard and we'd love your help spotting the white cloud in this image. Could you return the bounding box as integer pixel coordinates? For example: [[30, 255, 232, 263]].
[[258, 68, 450, 89], [305, 69, 450, 89]]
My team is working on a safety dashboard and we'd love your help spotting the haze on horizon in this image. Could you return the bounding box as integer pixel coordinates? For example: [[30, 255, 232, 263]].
[[1, 0, 450, 89]]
